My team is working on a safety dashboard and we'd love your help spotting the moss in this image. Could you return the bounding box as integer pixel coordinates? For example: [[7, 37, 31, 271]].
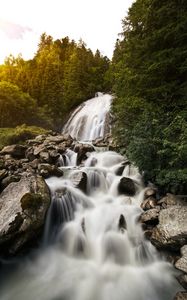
[[0, 125, 49, 150], [21, 193, 43, 211]]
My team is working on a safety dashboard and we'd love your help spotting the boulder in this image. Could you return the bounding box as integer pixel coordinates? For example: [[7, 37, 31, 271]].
[[0, 144, 27, 158], [144, 187, 157, 199], [151, 206, 187, 251], [1, 175, 21, 191], [0, 169, 7, 180], [141, 196, 157, 210], [174, 292, 187, 300], [118, 177, 136, 196], [175, 245, 187, 273], [69, 171, 87, 193], [140, 208, 160, 225], [158, 193, 185, 208], [73, 143, 94, 164], [0, 175, 50, 255], [38, 164, 63, 178]]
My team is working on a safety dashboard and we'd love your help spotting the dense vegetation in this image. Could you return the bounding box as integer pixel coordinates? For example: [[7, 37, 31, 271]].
[[0, 0, 186, 194], [111, 0, 187, 194], [0, 35, 110, 130]]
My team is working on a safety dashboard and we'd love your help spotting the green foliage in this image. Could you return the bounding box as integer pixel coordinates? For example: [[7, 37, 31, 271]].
[[0, 125, 49, 149], [112, 0, 187, 194], [0, 34, 111, 130]]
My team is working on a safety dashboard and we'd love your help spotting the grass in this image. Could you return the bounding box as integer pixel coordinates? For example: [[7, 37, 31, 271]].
[[0, 124, 50, 150]]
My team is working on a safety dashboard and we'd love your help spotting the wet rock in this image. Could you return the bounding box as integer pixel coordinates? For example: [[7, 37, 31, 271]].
[[29, 158, 40, 169], [1, 175, 21, 191], [140, 208, 160, 225], [69, 171, 87, 193], [141, 196, 157, 210], [115, 161, 130, 176], [38, 164, 63, 178], [33, 144, 46, 156], [73, 143, 94, 164], [175, 245, 187, 273], [151, 206, 187, 251], [0, 144, 27, 158], [0, 175, 50, 255], [25, 147, 35, 161], [174, 292, 187, 299], [178, 274, 187, 290], [158, 193, 185, 208], [39, 151, 50, 163], [0, 169, 7, 180], [48, 150, 60, 162], [144, 187, 157, 199], [118, 177, 136, 196]]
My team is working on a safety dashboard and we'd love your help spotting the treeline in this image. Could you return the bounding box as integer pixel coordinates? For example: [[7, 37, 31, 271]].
[[111, 0, 187, 194], [0, 34, 110, 129]]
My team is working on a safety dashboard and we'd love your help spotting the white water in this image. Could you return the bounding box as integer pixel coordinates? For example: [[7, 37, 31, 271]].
[[62, 93, 112, 141], [0, 95, 181, 300]]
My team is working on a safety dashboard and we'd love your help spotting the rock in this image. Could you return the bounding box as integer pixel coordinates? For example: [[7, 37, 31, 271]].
[[38, 164, 63, 178], [174, 292, 187, 300], [158, 193, 185, 208], [1, 175, 21, 191], [33, 144, 46, 156], [141, 196, 157, 210], [115, 161, 130, 176], [48, 150, 60, 162], [0, 169, 7, 180], [69, 171, 87, 193], [25, 147, 35, 161], [39, 151, 50, 163], [0, 175, 50, 255], [0, 145, 27, 158], [178, 274, 187, 290], [140, 208, 160, 225], [151, 206, 187, 251], [73, 143, 94, 164], [144, 187, 157, 199], [118, 177, 136, 196], [175, 245, 187, 273], [29, 158, 40, 169]]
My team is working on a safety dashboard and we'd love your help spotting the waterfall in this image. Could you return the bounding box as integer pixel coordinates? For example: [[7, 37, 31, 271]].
[[0, 94, 181, 300], [62, 93, 112, 141]]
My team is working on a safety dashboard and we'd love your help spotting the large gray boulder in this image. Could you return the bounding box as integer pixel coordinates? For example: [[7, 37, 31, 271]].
[[0, 175, 50, 255], [118, 177, 136, 196], [151, 206, 187, 251]]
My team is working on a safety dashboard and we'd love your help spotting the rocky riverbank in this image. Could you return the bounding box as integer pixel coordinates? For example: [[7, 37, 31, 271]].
[[140, 191, 187, 298], [0, 132, 186, 299]]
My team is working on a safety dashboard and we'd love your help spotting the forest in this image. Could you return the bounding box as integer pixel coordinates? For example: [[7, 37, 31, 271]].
[[0, 0, 186, 194]]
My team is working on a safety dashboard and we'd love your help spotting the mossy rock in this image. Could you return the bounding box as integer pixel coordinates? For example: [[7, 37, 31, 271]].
[[21, 193, 43, 210]]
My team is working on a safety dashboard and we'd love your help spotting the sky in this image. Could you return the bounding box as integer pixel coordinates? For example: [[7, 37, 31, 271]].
[[0, 0, 134, 64]]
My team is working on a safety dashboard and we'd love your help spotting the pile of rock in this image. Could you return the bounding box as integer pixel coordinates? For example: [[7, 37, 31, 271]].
[[0, 133, 95, 256], [140, 190, 187, 298]]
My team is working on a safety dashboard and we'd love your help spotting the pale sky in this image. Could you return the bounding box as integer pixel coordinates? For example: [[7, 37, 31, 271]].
[[0, 0, 134, 63]]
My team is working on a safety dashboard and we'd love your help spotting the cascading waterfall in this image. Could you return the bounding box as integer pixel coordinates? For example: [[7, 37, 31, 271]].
[[0, 94, 181, 300], [62, 92, 112, 141]]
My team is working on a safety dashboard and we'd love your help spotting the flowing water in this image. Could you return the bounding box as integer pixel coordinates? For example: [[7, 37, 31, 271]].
[[0, 94, 181, 300], [62, 92, 112, 141]]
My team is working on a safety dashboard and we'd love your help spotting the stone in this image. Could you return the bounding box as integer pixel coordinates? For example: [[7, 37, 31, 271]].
[[0, 175, 50, 255], [0, 169, 7, 180], [144, 187, 157, 199], [158, 193, 185, 208], [33, 144, 46, 156], [38, 163, 63, 178], [175, 245, 187, 273], [140, 208, 160, 225], [178, 274, 187, 290], [151, 206, 187, 251], [141, 197, 157, 210], [73, 143, 94, 164], [69, 171, 87, 193], [174, 292, 187, 300], [0, 145, 27, 158], [1, 175, 21, 191], [118, 177, 136, 196], [39, 151, 50, 163]]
